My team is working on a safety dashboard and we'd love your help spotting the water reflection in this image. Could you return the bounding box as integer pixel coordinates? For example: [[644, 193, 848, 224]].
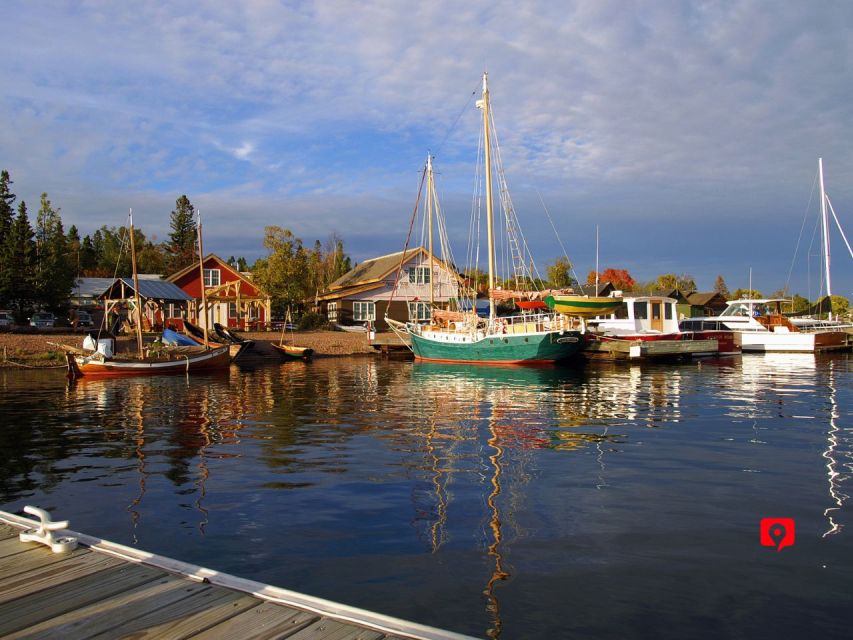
[[1, 355, 852, 638]]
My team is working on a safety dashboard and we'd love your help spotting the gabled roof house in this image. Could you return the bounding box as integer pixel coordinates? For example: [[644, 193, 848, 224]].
[[317, 247, 460, 330]]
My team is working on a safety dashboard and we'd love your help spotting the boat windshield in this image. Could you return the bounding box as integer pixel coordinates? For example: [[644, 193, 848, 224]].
[[721, 301, 776, 317]]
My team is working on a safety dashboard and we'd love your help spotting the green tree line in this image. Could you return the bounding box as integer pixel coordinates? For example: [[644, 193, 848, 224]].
[[0, 170, 354, 322]]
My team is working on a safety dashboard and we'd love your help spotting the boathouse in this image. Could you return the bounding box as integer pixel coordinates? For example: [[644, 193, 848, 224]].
[[316, 247, 460, 330], [167, 254, 272, 331], [686, 291, 729, 317], [99, 276, 192, 332]]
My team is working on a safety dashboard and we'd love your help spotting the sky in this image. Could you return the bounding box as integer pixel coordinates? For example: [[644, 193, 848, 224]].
[[3, 0, 853, 298]]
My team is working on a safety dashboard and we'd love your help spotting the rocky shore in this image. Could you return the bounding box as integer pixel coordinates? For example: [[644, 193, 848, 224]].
[[0, 329, 377, 368]]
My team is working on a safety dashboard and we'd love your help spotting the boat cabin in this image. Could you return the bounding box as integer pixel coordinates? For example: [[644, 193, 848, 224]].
[[590, 296, 680, 336]]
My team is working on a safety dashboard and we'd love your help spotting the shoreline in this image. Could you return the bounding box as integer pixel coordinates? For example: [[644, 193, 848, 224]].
[[0, 329, 378, 368]]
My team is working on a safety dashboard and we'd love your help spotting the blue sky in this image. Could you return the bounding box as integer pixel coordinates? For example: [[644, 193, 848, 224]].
[[3, 1, 853, 298]]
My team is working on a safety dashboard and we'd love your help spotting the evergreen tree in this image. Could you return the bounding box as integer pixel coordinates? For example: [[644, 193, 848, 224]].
[[34, 193, 75, 311], [713, 275, 731, 299], [0, 170, 16, 306], [166, 195, 197, 272], [2, 201, 37, 321], [67, 225, 82, 279]]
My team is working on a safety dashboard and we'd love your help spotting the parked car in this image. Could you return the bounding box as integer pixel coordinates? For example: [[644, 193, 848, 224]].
[[29, 312, 56, 328], [0, 310, 13, 327], [69, 309, 94, 328]]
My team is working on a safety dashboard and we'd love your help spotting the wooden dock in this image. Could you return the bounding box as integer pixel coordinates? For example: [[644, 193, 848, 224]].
[[368, 332, 411, 353], [0, 510, 474, 640], [583, 337, 719, 360]]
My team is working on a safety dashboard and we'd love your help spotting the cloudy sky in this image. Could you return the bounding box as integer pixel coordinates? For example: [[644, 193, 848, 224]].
[[3, 1, 853, 297]]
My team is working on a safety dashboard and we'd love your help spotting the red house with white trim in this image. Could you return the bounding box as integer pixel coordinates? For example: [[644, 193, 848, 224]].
[[167, 254, 272, 330]]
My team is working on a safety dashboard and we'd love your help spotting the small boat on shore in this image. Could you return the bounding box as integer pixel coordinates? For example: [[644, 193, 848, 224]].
[[271, 343, 314, 361]]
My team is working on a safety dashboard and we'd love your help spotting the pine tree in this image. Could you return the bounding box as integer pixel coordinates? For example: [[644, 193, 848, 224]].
[[713, 275, 731, 299], [166, 195, 197, 272], [34, 193, 75, 311], [3, 201, 37, 321], [0, 170, 17, 306]]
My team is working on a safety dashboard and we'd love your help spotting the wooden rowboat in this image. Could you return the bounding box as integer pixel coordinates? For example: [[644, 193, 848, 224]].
[[271, 343, 314, 361], [65, 344, 231, 378]]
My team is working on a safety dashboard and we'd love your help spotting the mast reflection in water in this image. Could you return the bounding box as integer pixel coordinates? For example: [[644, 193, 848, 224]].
[[1, 354, 852, 639]]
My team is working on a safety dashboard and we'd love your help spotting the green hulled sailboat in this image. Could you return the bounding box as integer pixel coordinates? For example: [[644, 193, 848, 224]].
[[386, 73, 584, 364]]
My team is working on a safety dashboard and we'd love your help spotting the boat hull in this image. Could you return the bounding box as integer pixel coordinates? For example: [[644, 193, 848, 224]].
[[739, 329, 850, 352], [409, 330, 583, 364], [66, 346, 232, 378], [544, 295, 622, 316], [271, 343, 314, 361]]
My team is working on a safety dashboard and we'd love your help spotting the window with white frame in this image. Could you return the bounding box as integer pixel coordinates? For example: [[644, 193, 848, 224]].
[[203, 268, 221, 288], [408, 302, 431, 321], [228, 302, 237, 319], [407, 266, 431, 285], [166, 303, 182, 319], [327, 301, 338, 322], [247, 304, 258, 320], [353, 301, 375, 321]]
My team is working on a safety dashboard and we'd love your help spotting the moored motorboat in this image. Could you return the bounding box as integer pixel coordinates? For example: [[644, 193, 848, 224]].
[[544, 294, 623, 317], [698, 299, 850, 353]]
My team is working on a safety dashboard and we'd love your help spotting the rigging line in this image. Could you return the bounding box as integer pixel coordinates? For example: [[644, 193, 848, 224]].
[[388, 165, 428, 311], [433, 83, 480, 160], [535, 188, 583, 287], [826, 196, 853, 260], [785, 170, 819, 294]]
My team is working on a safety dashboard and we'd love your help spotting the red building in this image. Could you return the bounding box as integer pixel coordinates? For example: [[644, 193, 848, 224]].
[[167, 254, 272, 330]]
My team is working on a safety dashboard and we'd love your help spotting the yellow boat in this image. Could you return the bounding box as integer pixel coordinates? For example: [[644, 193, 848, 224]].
[[543, 294, 623, 317]]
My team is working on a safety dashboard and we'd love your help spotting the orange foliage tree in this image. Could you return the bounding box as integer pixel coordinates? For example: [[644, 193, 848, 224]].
[[587, 268, 635, 290]]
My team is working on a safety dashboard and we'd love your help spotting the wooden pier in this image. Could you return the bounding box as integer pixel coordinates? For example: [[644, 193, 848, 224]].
[[583, 337, 719, 360], [0, 510, 474, 640]]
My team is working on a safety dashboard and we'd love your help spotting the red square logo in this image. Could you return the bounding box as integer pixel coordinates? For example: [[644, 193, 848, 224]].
[[760, 518, 795, 551]]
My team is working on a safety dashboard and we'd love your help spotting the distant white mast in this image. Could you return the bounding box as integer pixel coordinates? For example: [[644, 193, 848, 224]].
[[595, 225, 599, 290], [819, 158, 833, 319]]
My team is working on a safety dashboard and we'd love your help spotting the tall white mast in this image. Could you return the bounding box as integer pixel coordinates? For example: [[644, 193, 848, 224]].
[[477, 72, 496, 321], [819, 158, 833, 319], [427, 155, 435, 307]]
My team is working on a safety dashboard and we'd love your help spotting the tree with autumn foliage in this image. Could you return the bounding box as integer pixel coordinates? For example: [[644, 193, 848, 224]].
[[587, 268, 636, 291]]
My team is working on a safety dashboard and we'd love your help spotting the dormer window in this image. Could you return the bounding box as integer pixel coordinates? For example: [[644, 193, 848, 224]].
[[407, 266, 431, 284]]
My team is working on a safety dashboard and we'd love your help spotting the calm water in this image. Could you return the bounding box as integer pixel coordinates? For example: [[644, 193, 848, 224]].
[[1, 354, 852, 638]]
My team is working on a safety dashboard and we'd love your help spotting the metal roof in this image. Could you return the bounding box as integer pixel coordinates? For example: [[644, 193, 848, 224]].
[[73, 278, 116, 298], [102, 278, 192, 302]]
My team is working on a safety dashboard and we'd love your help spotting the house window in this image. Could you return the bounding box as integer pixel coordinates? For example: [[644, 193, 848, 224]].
[[408, 302, 431, 321], [407, 266, 431, 285], [229, 303, 237, 319], [203, 269, 220, 288], [354, 301, 376, 321], [327, 301, 338, 322], [166, 303, 182, 319], [247, 305, 258, 320]]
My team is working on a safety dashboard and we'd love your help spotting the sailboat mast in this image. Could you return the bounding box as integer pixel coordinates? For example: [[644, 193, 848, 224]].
[[128, 209, 144, 359], [819, 158, 833, 318], [595, 225, 600, 289], [427, 155, 435, 307], [479, 72, 497, 320], [196, 210, 210, 348]]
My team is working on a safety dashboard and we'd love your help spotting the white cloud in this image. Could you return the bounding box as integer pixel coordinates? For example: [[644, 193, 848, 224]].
[[1, 0, 852, 294]]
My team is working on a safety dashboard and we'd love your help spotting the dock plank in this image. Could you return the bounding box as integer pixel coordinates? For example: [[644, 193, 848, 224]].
[[285, 618, 386, 639], [107, 592, 261, 639], [0, 536, 40, 560], [190, 601, 319, 640], [0, 543, 91, 579], [0, 563, 164, 636], [0, 551, 123, 605], [10, 578, 213, 639], [84, 583, 241, 639], [0, 524, 21, 542]]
